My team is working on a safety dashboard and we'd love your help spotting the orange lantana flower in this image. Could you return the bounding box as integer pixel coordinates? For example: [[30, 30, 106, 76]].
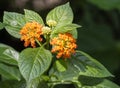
[[20, 21, 43, 48], [50, 33, 77, 59]]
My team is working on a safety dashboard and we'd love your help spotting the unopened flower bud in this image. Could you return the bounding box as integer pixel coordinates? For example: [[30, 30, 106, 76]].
[[47, 20, 57, 27], [42, 26, 51, 34]]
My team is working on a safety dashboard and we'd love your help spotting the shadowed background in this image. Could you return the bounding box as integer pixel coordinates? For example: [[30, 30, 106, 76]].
[[0, 0, 120, 86]]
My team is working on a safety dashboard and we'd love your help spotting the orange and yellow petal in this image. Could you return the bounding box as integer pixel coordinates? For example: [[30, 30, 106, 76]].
[[20, 21, 43, 47], [50, 33, 77, 59]]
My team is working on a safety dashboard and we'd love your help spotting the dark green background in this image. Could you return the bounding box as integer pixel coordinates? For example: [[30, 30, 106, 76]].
[[0, 0, 120, 86]]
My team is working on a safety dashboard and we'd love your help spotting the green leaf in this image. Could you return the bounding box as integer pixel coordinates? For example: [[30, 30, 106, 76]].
[[3, 48, 19, 61], [3, 11, 26, 38], [53, 24, 80, 34], [88, 0, 120, 10], [69, 29, 78, 39], [26, 77, 49, 88], [46, 2, 73, 29], [0, 63, 21, 81], [76, 51, 113, 77], [49, 51, 113, 83], [51, 24, 81, 38], [75, 78, 120, 88], [55, 60, 67, 72], [18, 47, 52, 82], [26, 77, 41, 88], [0, 43, 19, 65], [77, 76, 103, 87], [24, 9, 44, 25], [0, 80, 26, 88], [97, 79, 120, 88], [0, 22, 5, 30]]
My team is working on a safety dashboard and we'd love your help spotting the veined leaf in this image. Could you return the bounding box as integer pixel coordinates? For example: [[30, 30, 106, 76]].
[[18, 47, 52, 82], [46, 2, 73, 29], [0, 63, 21, 81], [75, 78, 120, 88], [76, 51, 113, 77], [3, 48, 19, 61], [26, 77, 49, 88], [3, 11, 26, 38], [55, 60, 67, 72], [53, 24, 80, 33], [51, 24, 81, 38], [0, 43, 19, 65], [49, 51, 113, 83], [24, 9, 44, 25]]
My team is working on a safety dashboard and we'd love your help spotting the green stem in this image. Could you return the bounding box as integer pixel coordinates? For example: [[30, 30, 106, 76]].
[[44, 34, 50, 49], [35, 39, 42, 46]]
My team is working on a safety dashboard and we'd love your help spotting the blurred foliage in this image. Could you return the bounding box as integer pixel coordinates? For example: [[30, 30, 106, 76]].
[[0, 0, 120, 86], [88, 0, 120, 10], [69, 0, 120, 85]]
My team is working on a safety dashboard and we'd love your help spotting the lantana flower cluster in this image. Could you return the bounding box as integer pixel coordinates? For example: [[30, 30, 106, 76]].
[[20, 20, 77, 59], [20, 21, 43, 48], [50, 33, 77, 59]]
